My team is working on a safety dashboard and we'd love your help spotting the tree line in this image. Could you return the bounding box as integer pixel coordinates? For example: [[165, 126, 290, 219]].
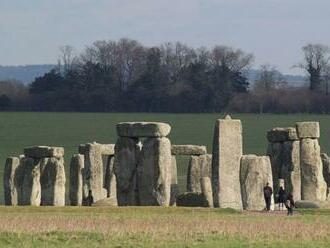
[[1, 39, 330, 113]]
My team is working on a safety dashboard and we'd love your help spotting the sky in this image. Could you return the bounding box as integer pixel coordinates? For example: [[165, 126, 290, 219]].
[[1, 0, 330, 74]]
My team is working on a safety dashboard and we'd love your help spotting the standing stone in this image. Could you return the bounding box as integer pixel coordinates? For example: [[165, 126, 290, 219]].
[[300, 138, 327, 201], [114, 137, 140, 206], [170, 155, 179, 206], [200, 177, 213, 207], [187, 156, 202, 192], [267, 142, 283, 197], [20, 157, 41, 206], [104, 155, 117, 204], [69, 154, 84, 206], [83, 143, 106, 204], [240, 155, 274, 211], [40, 157, 66, 206], [138, 137, 171, 206], [282, 140, 301, 201], [212, 116, 243, 210], [4, 157, 20, 205], [321, 153, 330, 187]]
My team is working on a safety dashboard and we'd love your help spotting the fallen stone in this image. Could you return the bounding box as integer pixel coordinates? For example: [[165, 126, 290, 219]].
[[114, 137, 140, 206], [267, 127, 298, 143], [295, 200, 321, 209], [296, 122, 320, 139], [117, 122, 171, 137], [24, 146, 64, 158], [171, 145, 207, 156], [40, 157, 66, 206], [92, 197, 118, 206], [300, 138, 327, 201], [212, 116, 243, 210], [170, 156, 179, 206], [176, 192, 209, 207], [69, 154, 84, 206], [240, 155, 274, 211], [200, 177, 213, 207], [138, 137, 171, 206], [4, 157, 20, 205]]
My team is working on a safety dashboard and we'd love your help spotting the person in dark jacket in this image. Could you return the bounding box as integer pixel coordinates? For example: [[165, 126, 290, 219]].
[[263, 182, 273, 211], [277, 186, 286, 211], [285, 193, 295, 216]]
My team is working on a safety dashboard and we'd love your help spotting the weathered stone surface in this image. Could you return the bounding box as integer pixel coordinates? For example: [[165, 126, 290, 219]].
[[40, 157, 66, 206], [138, 137, 171, 206], [104, 155, 117, 203], [24, 146, 64, 158], [176, 192, 209, 207], [321, 153, 330, 188], [296, 122, 320, 138], [187, 154, 212, 193], [267, 127, 298, 143], [114, 137, 140, 206], [282, 140, 301, 201], [170, 156, 179, 206], [79, 143, 115, 155], [212, 117, 243, 210], [240, 155, 274, 211], [295, 200, 321, 209], [4, 157, 20, 205], [267, 141, 301, 201], [82, 143, 106, 204], [19, 157, 41, 206], [171, 145, 207, 156], [117, 122, 171, 137], [200, 177, 213, 207], [69, 154, 84, 206], [300, 138, 327, 201], [92, 197, 118, 206]]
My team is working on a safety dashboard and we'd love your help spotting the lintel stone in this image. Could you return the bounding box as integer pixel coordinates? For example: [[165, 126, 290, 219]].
[[117, 122, 171, 137], [171, 145, 207, 155]]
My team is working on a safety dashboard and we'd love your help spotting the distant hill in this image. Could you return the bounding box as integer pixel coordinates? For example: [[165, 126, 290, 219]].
[[0, 64, 307, 87], [0, 64, 56, 84]]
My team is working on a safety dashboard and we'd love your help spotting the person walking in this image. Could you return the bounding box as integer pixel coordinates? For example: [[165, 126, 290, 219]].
[[285, 193, 295, 216], [277, 186, 286, 211], [263, 182, 273, 211]]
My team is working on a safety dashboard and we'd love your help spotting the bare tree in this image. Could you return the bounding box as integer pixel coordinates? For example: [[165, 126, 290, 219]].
[[58, 45, 77, 75], [298, 44, 330, 91]]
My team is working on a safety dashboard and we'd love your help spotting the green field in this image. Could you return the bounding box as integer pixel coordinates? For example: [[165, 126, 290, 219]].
[[1, 112, 330, 202]]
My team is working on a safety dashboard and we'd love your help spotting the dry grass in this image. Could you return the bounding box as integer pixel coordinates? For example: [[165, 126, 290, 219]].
[[0, 207, 329, 245]]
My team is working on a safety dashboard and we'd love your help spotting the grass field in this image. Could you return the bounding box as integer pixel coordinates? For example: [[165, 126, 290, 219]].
[[1, 112, 330, 201], [0, 207, 329, 247]]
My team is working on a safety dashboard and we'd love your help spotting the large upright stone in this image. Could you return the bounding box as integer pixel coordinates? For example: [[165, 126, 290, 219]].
[[321, 153, 330, 188], [69, 154, 84, 206], [104, 155, 117, 203], [4, 157, 20, 205], [114, 137, 140, 206], [117, 122, 171, 137], [40, 157, 66, 206], [170, 155, 179, 206], [267, 142, 283, 195], [138, 137, 171, 206], [212, 116, 243, 210], [171, 145, 207, 156], [296, 122, 320, 139], [282, 140, 301, 201], [240, 155, 274, 211], [83, 143, 106, 203], [187, 154, 212, 192], [200, 177, 213, 207], [20, 157, 41, 206], [300, 138, 327, 201]]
